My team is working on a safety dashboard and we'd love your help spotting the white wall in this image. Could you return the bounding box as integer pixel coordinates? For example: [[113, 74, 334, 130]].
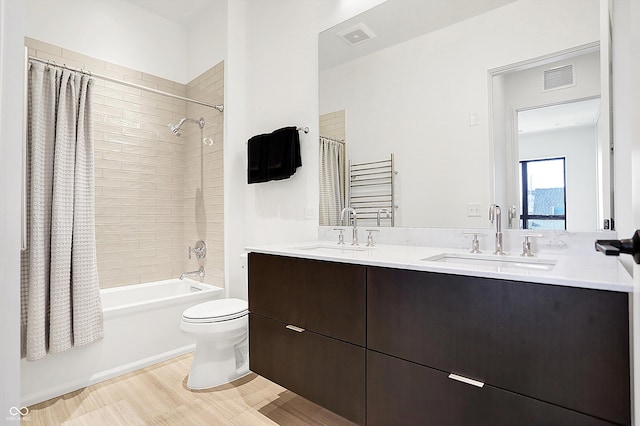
[[224, 0, 323, 300], [519, 125, 598, 231], [186, 0, 227, 82], [224, 0, 248, 300], [223, 0, 380, 299], [320, 0, 600, 228], [26, 0, 189, 83], [0, 0, 25, 417]]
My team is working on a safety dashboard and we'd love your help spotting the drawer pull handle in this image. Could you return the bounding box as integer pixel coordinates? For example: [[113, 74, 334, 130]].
[[285, 324, 305, 333], [448, 373, 484, 388]]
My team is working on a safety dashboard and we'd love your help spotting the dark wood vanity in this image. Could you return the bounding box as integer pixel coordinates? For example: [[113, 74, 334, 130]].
[[248, 253, 630, 426]]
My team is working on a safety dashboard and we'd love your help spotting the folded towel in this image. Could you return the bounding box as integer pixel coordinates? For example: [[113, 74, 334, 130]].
[[247, 126, 302, 184], [267, 126, 301, 180], [248, 133, 269, 183]]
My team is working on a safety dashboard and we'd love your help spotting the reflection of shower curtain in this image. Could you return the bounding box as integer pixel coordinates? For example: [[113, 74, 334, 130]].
[[319, 137, 345, 226], [21, 63, 103, 361]]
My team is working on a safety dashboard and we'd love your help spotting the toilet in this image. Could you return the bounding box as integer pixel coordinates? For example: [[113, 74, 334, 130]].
[[180, 297, 249, 389]]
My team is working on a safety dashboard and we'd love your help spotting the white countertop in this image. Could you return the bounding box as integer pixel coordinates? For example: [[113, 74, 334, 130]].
[[246, 241, 633, 293]]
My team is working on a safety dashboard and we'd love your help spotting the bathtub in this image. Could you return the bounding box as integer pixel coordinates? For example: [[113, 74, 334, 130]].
[[21, 278, 223, 406]]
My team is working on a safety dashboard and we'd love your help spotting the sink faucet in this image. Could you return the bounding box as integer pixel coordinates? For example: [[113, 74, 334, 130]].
[[376, 208, 391, 226], [489, 204, 505, 255], [180, 266, 205, 280], [340, 207, 359, 245]]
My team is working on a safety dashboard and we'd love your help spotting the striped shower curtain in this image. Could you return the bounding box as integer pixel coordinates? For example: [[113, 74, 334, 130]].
[[319, 137, 345, 226], [21, 62, 103, 361]]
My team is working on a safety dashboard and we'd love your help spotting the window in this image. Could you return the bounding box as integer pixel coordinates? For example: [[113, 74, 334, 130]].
[[519, 158, 566, 230]]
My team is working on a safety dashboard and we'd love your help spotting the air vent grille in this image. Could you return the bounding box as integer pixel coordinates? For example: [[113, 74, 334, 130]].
[[543, 65, 574, 91], [337, 23, 376, 46]]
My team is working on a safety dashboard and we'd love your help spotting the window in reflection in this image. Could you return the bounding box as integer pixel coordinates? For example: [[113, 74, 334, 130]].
[[519, 158, 566, 230]]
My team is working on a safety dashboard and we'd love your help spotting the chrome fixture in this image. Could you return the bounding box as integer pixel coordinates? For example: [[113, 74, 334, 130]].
[[180, 266, 205, 280], [340, 207, 359, 246], [508, 205, 517, 229], [365, 229, 380, 247], [189, 240, 207, 260], [489, 204, 505, 255], [463, 232, 481, 254], [168, 117, 206, 137], [521, 234, 542, 257], [377, 208, 391, 226], [333, 228, 346, 245]]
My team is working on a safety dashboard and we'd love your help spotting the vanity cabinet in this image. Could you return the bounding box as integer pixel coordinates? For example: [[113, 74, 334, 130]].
[[367, 350, 614, 426], [367, 266, 630, 426], [248, 253, 630, 425], [248, 253, 366, 424]]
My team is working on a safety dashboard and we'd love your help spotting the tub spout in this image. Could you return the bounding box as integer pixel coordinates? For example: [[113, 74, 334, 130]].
[[180, 266, 205, 280]]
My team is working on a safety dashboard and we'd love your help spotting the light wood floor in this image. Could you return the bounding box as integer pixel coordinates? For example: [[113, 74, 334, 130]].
[[26, 353, 355, 425]]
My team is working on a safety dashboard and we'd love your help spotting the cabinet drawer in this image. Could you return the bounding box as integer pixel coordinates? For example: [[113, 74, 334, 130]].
[[248, 253, 366, 345], [249, 313, 365, 425], [367, 267, 630, 425], [367, 350, 615, 426]]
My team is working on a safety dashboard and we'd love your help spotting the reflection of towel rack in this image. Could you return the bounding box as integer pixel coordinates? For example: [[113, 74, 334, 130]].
[[348, 153, 397, 227]]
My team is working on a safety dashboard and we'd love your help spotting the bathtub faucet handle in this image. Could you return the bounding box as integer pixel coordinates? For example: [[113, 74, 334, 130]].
[[188, 240, 207, 260]]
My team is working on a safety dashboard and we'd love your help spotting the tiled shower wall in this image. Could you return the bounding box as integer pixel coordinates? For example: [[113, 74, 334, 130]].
[[319, 110, 346, 142], [25, 38, 224, 289]]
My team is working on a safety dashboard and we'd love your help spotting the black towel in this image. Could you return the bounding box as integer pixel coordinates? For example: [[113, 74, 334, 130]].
[[267, 126, 301, 181], [247, 126, 302, 184], [248, 133, 269, 183]]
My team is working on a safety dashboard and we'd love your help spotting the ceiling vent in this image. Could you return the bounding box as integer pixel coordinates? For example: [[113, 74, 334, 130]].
[[337, 23, 377, 46], [543, 64, 575, 91]]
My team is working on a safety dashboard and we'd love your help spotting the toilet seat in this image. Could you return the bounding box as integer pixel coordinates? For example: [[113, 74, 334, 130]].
[[182, 298, 248, 323]]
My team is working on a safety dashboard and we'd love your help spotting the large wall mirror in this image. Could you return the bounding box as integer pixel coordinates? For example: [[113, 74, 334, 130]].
[[318, 0, 612, 231]]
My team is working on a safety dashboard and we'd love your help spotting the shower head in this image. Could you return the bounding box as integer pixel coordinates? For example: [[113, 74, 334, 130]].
[[167, 117, 205, 137], [169, 118, 185, 137]]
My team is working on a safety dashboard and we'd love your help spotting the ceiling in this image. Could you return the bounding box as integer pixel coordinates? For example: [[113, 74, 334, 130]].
[[518, 98, 601, 134], [124, 0, 214, 25], [319, 0, 517, 71]]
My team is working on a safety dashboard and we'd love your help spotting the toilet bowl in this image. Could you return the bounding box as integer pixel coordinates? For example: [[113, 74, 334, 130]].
[[180, 298, 249, 390]]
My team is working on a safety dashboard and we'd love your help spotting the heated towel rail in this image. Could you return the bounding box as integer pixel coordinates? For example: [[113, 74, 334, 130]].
[[347, 153, 397, 227]]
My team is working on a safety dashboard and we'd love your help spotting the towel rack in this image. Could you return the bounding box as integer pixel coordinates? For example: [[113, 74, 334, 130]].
[[347, 153, 397, 227]]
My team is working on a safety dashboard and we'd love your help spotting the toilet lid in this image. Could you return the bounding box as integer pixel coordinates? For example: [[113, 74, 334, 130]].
[[182, 298, 248, 323]]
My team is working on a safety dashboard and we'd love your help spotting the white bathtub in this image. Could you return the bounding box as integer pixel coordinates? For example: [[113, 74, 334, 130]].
[[21, 278, 223, 406]]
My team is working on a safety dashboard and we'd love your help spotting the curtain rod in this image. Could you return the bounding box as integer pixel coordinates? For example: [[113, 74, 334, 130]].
[[28, 56, 224, 112], [320, 135, 345, 145]]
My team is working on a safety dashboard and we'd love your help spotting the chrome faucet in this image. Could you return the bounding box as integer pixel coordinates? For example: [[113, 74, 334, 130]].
[[180, 266, 205, 280], [340, 207, 359, 245], [376, 208, 391, 226], [489, 204, 505, 255], [507, 205, 517, 229]]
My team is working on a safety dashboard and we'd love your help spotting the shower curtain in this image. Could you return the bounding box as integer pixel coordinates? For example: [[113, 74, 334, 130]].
[[319, 137, 345, 226], [21, 62, 103, 361]]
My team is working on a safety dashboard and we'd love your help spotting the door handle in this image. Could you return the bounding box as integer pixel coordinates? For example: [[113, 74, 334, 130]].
[[285, 324, 305, 333], [595, 230, 640, 264], [448, 373, 484, 388]]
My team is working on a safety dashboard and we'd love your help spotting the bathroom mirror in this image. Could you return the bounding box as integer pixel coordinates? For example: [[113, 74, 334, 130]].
[[318, 0, 610, 230]]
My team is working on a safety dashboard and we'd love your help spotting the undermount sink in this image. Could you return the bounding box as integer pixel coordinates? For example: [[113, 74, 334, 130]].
[[421, 253, 556, 272], [292, 244, 371, 253]]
